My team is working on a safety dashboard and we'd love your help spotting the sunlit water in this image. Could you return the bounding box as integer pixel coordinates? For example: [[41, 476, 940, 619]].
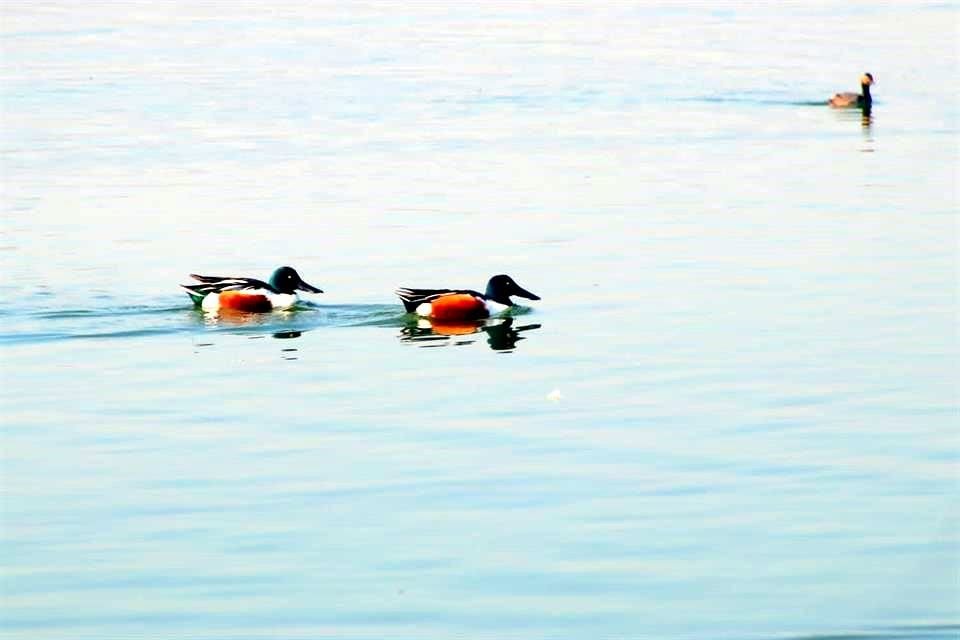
[[2, 3, 957, 639]]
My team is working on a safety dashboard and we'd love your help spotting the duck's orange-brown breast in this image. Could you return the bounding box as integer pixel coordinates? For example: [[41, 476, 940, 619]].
[[429, 294, 489, 321], [219, 290, 272, 312]]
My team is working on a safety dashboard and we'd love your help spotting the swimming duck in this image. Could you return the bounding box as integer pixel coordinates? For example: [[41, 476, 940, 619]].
[[829, 73, 874, 109], [395, 274, 540, 321], [181, 266, 322, 312]]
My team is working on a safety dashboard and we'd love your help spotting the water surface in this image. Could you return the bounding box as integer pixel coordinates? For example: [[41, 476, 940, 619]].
[[2, 2, 957, 639]]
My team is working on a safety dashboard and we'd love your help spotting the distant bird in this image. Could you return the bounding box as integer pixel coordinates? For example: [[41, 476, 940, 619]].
[[181, 266, 322, 312], [395, 274, 540, 321], [829, 73, 874, 109]]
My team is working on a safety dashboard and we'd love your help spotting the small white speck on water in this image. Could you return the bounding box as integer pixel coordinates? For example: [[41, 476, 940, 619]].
[[547, 389, 563, 402]]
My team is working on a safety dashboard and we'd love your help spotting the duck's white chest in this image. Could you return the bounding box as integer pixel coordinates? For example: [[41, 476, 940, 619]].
[[201, 292, 221, 312], [268, 293, 297, 310], [484, 300, 508, 314]]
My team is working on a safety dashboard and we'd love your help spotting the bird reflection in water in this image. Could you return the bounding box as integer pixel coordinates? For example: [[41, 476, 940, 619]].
[[273, 331, 301, 359], [860, 105, 875, 152], [191, 308, 307, 360], [828, 103, 874, 152], [400, 317, 541, 352]]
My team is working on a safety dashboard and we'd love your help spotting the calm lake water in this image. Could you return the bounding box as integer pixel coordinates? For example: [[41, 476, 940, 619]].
[[2, 2, 958, 638]]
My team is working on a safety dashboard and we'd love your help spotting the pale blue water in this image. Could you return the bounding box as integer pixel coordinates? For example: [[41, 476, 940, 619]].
[[1, 3, 958, 639]]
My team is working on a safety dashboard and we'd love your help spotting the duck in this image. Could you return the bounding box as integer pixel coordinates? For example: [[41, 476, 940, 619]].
[[181, 266, 322, 312], [395, 274, 540, 321], [829, 73, 874, 109]]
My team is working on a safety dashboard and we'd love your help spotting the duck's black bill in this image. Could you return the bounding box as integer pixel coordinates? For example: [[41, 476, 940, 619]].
[[513, 285, 540, 301], [298, 281, 324, 294]]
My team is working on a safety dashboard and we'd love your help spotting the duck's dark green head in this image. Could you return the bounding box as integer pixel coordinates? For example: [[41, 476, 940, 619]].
[[269, 266, 323, 295], [485, 274, 540, 306]]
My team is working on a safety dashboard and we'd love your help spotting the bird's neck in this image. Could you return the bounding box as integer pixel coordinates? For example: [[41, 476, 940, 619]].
[[484, 284, 509, 306], [861, 84, 872, 102]]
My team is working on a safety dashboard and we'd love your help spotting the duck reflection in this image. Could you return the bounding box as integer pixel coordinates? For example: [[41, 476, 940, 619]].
[[194, 307, 309, 335], [400, 316, 541, 352], [827, 104, 875, 151], [860, 107, 875, 152], [274, 331, 302, 359], [190, 308, 309, 359]]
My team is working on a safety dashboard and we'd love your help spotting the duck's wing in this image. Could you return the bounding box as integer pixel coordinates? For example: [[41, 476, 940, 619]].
[[188, 274, 273, 288], [394, 286, 483, 312], [181, 275, 275, 302], [395, 287, 455, 312]]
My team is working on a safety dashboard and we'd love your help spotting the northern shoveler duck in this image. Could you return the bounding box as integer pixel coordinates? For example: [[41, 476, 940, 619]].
[[829, 73, 874, 109], [181, 266, 322, 312], [395, 274, 540, 321]]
